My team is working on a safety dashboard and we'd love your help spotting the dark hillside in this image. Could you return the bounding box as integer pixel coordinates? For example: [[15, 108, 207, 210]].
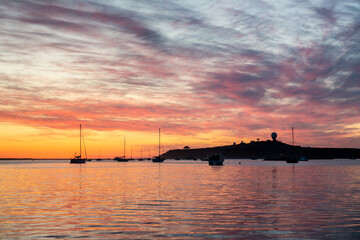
[[162, 141, 360, 160]]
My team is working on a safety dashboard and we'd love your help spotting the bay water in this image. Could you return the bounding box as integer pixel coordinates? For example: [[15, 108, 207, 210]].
[[0, 159, 359, 239]]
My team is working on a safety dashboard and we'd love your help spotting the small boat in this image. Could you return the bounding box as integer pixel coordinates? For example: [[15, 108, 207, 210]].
[[70, 124, 87, 164], [138, 149, 144, 161], [152, 128, 165, 162], [115, 137, 129, 162], [114, 156, 129, 162], [285, 127, 300, 163], [285, 157, 299, 163], [70, 155, 87, 164], [207, 153, 224, 165], [152, 156, 165, 162]]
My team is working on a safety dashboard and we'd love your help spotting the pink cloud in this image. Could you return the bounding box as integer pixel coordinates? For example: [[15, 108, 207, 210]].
[[0, 0, 359, 149]]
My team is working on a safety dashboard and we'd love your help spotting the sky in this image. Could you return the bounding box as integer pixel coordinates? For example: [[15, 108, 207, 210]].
[[0, 0, 359, 158]]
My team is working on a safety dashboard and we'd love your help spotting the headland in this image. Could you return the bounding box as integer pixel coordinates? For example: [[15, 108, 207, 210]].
[[162, 140, 360, 160]]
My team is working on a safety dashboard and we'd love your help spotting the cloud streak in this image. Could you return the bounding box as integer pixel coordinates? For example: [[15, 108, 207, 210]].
[[0, 0, 359, 149]]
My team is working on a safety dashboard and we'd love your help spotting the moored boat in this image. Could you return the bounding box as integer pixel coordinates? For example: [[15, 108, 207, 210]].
[[285, 156, 299, 163], [152, 156, 165, 162], [115, 137, 128, 162], [114, 156, 129, 162], [207, 153, 224, 165], [285, 127, 300, 163], [152, 128, 165, 162], [70, 155, 87, 164], [70, 124, 87, 164]]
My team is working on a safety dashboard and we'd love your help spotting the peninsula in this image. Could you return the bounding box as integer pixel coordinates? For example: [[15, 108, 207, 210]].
[[162, 140, 360, 160]]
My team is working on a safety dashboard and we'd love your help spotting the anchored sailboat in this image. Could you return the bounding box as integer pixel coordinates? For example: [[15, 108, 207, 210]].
[[70, 124, 87, 164], [114, 137, 129, 162], [286, 127, 308, 163], [152, 128, 165, 162]]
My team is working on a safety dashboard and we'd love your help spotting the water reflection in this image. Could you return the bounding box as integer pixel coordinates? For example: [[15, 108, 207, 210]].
[[0, 160, 359, 239]]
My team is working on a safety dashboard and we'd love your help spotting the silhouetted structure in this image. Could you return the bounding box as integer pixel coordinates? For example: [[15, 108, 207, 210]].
[[271, 132, 277, 142]]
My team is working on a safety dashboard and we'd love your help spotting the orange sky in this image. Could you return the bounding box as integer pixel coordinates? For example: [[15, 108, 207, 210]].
[[0, 123, 257, 158]]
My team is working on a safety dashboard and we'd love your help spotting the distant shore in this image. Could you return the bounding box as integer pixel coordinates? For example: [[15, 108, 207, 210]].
[[0, 158, 67, 161], [0, 158, 34, 160], [162, 141, 360, 160], [1, 141, 360, 161]]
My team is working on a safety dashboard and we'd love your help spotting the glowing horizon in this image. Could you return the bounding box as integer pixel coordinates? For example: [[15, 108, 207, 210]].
[[0, 1, 359, 158]]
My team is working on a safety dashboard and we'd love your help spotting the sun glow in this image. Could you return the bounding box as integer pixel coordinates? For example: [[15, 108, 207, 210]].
[[0, 121, 249, 158]]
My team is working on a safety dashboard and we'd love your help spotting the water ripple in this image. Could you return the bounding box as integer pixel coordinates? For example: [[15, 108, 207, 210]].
[[0, 160, 360, 239]]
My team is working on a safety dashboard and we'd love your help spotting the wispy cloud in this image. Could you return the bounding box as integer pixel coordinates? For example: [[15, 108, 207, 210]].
[[0, 0, 359, 148]]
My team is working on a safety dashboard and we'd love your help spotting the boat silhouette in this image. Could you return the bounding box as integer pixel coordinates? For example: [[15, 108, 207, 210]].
[[114, 137, 129, 162], [152, 128, 165, 162], [70, 124, 87, 164], [207, 153, 224, 165]]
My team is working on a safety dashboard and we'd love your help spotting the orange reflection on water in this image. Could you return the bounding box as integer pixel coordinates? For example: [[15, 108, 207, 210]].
[[0, 160, 360, 239]]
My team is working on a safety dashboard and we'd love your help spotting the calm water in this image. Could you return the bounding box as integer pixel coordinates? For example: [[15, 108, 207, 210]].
[[1, 159, 360, 239]]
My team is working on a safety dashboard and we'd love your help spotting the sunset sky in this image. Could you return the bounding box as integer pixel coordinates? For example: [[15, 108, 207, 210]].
[[0, 0, 359, 158]]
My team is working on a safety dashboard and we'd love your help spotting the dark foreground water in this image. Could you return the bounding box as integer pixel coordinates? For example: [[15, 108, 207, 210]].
[[0, 159, 359, 239]]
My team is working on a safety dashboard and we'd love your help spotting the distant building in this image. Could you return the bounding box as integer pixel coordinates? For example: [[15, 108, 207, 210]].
[[184, 146, 190, 150], [271, 132, 278, 142]]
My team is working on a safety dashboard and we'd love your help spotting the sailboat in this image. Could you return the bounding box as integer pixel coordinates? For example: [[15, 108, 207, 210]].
[[114, 137, 129, 162], [138, 148, 144, 161], [285, 127, 299, 163], [152, 128, 165, 162], [70, 124, 87, 164], [286, 127, 308, 163], [292, 127, 308, 161]]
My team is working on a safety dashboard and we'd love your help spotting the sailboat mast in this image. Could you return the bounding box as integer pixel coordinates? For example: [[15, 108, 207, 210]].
[[124, 137, 126, 159], [80, 124, 82, 157], [159, 128, 160, 157], [292, 127, 294, 146]]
